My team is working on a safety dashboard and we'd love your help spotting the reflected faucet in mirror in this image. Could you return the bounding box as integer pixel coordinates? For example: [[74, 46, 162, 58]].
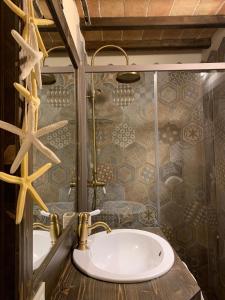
[[33, 211, 61, 245]]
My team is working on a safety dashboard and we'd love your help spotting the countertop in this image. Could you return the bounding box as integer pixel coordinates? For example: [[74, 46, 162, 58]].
[[51, 227, 201, 300]]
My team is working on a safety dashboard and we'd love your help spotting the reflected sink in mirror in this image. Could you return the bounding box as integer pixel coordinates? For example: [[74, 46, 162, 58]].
[[73, 229, 174, 283], [33, 230, 52, 270]]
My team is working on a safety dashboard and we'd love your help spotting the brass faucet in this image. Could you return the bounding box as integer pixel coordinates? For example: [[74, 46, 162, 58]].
[[33, 213, 61, 245], [78, 212, 111, 250]]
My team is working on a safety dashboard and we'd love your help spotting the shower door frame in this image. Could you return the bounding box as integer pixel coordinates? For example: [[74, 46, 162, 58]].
[[85, 61, 225, 224]]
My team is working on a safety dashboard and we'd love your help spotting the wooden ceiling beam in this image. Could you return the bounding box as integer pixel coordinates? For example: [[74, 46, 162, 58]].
[[85, 38, 211, 51], [81, 16, 225, 30]]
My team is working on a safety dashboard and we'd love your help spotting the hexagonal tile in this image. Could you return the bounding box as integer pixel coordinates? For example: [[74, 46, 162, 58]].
[[169, 71, 200, 85], [116, 163, 135, 184], [161, 202, 185, 228], [182, 83, 201, 107], [159, 123, 181, 145], [159, 83, 178, 106], [160, 162, 182, 182], [97, 163, 114, 183], [139, 163, 155, 185], [182, 122, 204, 145], [50, 165, 68, 185], [125, 142, 147, 168], [176, 224, 196, 247], [112, 122, 135, 149]]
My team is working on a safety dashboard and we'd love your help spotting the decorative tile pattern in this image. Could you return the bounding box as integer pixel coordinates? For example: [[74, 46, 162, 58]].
[[47, 125, 72, 149], [138, 204, 157, 226], [113, 84, 135, 109], [97, 164, 114, 183], [159, 83, 178, 106], [182, 122, 204, 145], [182, 83, 201, 107], [33, 73, 77, 220], [169, 71, 200, 85], [160, 162, 182, 182], [117, 163, 135, 184], [159, 123, 181, 145], [139, 163, 155, 184], [46, 86, 72, 108], [112, 122, 135, 149]]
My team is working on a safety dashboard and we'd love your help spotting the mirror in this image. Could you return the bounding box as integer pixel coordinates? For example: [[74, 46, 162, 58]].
[[32, 1, 78, 271]]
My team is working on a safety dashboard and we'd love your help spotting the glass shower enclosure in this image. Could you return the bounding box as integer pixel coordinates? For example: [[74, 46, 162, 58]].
[[86, 65, 225, 299]]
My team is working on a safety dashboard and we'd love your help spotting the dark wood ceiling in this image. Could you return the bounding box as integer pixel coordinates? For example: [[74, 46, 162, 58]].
[[39, 0, 225, 53]]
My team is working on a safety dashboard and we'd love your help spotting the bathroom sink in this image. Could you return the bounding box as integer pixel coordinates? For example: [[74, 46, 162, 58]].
[[73, 229, 174, 283], [33, 230, 51, 270]]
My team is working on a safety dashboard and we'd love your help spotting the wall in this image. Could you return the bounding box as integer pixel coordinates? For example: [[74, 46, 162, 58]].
[[87, 52, 202, 66], [204, 36, 225, 300], [87, 71, 213, 297], [33, 73, 77, 225]]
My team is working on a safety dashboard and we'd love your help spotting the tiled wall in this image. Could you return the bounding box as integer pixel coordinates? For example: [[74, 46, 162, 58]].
[[33, 73, 77, 224], [87, 71, 211, 295]]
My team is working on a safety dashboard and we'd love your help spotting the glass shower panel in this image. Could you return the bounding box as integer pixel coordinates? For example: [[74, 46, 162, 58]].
[[157, 70, 209, 290], [33, 72, 77, 226], [87, 72, 159, 229]]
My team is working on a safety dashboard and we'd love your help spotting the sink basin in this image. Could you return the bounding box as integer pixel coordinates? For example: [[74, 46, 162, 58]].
[[73, 229, 174, 283], [33, 230, 51, 270]]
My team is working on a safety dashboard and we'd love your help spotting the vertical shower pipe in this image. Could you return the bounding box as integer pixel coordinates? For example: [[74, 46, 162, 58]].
[[153, 71, 161, 225], [90, 45, 129, 210]]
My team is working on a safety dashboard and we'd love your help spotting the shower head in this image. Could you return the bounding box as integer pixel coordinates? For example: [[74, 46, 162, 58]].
[[116, 71, 140, 84], [42, 74, 56, 85]]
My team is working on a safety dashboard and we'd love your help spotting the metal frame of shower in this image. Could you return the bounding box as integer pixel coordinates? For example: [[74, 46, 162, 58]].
[[86, 62, 225, 225]]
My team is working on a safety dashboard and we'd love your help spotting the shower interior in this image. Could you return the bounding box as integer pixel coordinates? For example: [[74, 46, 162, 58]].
[[86, 69, 224, 299]]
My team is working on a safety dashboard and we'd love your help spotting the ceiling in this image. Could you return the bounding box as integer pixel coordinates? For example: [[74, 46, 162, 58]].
[[39, 0, 225, 53]]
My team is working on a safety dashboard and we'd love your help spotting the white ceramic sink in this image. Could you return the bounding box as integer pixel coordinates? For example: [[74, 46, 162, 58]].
[[73, 229, 174, 283], [33, 230, 52, 270]]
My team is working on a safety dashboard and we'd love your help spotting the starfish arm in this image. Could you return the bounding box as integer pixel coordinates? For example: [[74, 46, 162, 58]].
[[28, 185, 49, 212], [0, 120, 22, 136], [10, 139, 31, 174], [14, 82, 40, 106], [0, 172, 22, 184], [3, 0, 26, 20], [11, 30, 43, 80], [34, 26, 48, 57], [34, 18, 55, 26], [15, 184, 28, 224], [27, 103, 36, 132], [36, 120, 68, 138], [22, 23, 28, 41], [33, 138, 61, 164], [29, 163, 52, 182]]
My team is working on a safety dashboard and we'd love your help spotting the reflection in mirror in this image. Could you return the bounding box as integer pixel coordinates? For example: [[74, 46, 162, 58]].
[[32, 2, 77, 271]]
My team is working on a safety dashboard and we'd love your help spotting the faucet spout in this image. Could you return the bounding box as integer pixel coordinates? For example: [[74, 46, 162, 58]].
[[89, 221, 112, 234], [77, 212, 112, 250]]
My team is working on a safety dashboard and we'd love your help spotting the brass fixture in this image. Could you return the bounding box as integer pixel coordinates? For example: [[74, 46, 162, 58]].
[[42, 46, 66, 85], [90, 45, 141, 210], [77, 212, 111, 250], [33, 213, 61, 245]]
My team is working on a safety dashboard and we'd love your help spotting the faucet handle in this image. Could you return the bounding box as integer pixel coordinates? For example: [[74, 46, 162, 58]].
[[40, 210, 50, 217], [90, 209, 101, 217]]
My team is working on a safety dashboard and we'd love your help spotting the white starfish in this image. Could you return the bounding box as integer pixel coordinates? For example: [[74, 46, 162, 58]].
[[11, 29, 43, 87], [0, 103, 68, 174]]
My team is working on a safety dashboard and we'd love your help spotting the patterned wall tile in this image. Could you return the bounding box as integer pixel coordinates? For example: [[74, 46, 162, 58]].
[[47, 125, 72, 149], [97, 163, 114, 183], [175, 224, 196, 247], [159, 83, 178, 107], [139, 163, 155, 185], [159, 123, 181, 145], [169, 71, 200, 86], [182, 83, 201, 108], [116, 163, 135, 184], [182, 122, 204, 145], [112, 122, 135, 149], [125, 142, 147, 168]]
